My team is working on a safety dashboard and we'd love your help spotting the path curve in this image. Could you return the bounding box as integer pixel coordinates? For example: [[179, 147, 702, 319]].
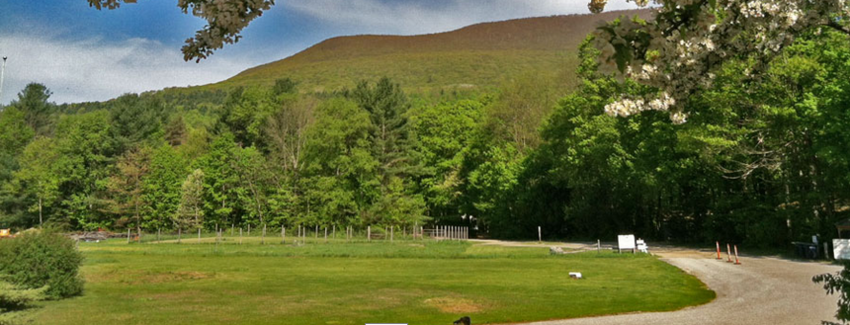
[[498, 242, 842, 325], [146, 238, 842, 324]]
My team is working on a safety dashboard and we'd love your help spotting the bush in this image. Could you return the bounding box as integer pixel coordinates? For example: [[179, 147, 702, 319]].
[[0, 279, 46, 311], [0, 230, 84, 299]]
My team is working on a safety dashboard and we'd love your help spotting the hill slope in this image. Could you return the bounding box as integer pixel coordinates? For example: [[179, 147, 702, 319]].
[[196, 10, 648, 93]]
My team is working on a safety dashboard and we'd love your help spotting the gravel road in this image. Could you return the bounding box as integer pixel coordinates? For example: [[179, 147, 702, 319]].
[[514, 246, 842, 325]]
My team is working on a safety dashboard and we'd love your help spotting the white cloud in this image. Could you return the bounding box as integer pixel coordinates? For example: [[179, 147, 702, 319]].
[[283, 0, 643, 35], [0, 33, 257, 105]]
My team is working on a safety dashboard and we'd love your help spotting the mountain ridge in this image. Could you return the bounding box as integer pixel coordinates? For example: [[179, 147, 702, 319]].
[[180, 9, 650, 94]]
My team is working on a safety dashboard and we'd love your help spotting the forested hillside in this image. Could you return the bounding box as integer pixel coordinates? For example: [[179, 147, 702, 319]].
[[183, 10, 649, 94], [2, 13, 850, 248]]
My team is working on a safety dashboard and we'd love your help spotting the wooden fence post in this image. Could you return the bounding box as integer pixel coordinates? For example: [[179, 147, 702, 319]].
[[178, 227, 182, 244], [239, 228, 243, 245], [324, 227, 328, 243], [262, 224, 267, 245], [127, 228, 131, 244], [368, 226, 371, 242], [391, 227, 394, 242], [315, 225, 319, 239], [538, 226, 542, 242], [198, 228, 202, 244], [282, 226, 286, 244]]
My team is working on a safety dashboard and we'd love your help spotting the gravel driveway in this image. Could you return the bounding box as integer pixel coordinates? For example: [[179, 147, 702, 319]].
[[514, 246, 842, 325]]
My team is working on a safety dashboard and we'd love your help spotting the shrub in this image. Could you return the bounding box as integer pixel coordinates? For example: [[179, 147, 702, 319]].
[[0, 279, 46, 311], [0, 230, 84, 299]]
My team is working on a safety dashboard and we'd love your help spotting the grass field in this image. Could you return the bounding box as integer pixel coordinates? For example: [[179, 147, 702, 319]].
[[30, 239, 714, 325]]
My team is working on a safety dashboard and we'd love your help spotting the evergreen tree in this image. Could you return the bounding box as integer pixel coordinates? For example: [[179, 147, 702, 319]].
[[197, 133, 241, 229]]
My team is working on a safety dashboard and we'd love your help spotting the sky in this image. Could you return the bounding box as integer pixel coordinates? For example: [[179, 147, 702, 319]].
[[0, 0, 641, 105]]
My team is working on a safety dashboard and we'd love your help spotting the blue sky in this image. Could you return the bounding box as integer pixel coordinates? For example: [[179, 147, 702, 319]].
[[0, 0, 640, 104]]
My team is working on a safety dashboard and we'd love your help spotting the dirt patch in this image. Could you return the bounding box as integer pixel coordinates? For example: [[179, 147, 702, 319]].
[[104, 270, 212, 285], [141, 271, 211, 284], [424, 297, 486, 313], [145, 290, 204, 301]]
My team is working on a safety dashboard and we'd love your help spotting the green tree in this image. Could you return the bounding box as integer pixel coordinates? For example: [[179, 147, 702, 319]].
[[351, 78, 413, 184], [351, 78, 427, 226], [142, 144, 188, 231], [412, 99, 483, 221], [0, 107, 35, 156], [302, 98, 378, 227], [109, 94, 166, 151], [106, 146, 152, 237], [175, 169, 205, 232], [197, 133, 241, 228], [53, 111, 118, 230], [0, 106, 36, 227], [220, 86, 276, 148], [11, 83, 54, 135], [8, 137, 61, 227], [234, 147, 272, 227]]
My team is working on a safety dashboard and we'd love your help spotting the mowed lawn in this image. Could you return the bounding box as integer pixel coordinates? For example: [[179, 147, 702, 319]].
[[32, 240, 714, 325]]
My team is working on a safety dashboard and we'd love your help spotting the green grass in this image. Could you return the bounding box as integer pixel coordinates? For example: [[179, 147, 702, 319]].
[[30, 239, 714, 325]]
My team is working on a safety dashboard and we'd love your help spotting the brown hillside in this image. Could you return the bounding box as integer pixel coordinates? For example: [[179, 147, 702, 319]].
[[205, 9, 650, 92]]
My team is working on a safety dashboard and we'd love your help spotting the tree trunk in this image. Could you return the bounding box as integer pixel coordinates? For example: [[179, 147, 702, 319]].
[[135, 201, 141, 242], [38, 197, 43, 227]]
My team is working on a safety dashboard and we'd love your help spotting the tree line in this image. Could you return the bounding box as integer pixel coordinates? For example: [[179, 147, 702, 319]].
[[2, 30, 850, 248]]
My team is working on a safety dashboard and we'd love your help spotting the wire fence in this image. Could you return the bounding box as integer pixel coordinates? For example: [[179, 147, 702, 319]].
[[98, 225, 471, 245]]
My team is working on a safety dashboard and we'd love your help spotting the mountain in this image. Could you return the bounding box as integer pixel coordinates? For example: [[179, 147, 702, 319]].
[[189, 9, 649, 94]]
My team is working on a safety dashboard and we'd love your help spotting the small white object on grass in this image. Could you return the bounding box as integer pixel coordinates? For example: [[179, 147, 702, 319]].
[[569, 272, 583, 279], [637, 238, 649, 253]]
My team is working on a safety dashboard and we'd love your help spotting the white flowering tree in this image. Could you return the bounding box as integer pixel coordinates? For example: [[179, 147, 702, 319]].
[[87, 0, 274, 62], [588, 0, 850, 123]]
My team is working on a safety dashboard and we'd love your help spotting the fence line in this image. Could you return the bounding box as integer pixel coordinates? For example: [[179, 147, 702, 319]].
[[117, 224, 471, 245]]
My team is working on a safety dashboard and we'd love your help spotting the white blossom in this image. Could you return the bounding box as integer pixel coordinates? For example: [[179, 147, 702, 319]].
[[588, 0, 849, 123]]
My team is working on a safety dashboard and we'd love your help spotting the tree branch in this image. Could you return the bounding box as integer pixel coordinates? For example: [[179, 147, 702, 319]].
[[825, 20, 850, 35]]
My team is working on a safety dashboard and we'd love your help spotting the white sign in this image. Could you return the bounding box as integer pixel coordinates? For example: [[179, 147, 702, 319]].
[[618, 235, 635, 250], [834, 239, 850, 260]]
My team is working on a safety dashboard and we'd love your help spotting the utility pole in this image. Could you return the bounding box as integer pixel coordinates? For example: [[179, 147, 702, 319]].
[[0, 57, 7, 104]]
